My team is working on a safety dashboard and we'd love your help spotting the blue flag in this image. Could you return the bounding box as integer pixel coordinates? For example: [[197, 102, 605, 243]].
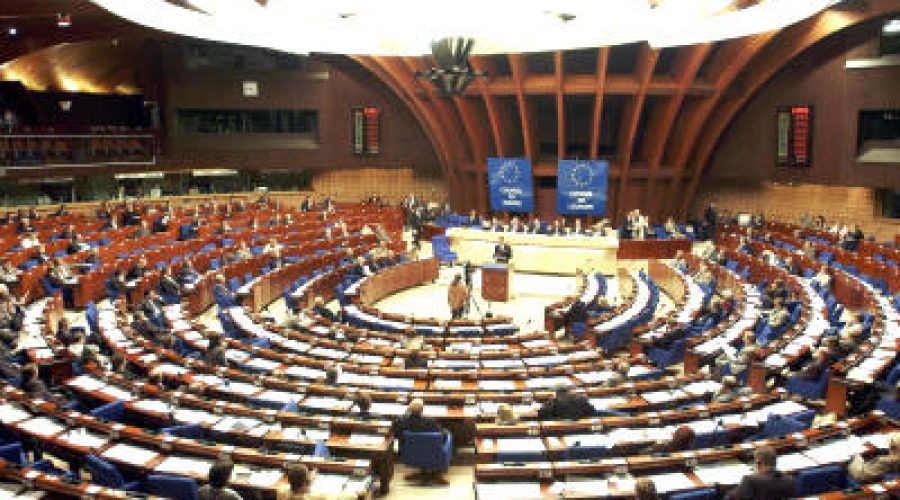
[[557, 160, 608, 215], [487, 157, 533, 213]]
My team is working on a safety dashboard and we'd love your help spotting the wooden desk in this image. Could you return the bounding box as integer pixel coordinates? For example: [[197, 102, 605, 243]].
[[482, 265, 511, 302]]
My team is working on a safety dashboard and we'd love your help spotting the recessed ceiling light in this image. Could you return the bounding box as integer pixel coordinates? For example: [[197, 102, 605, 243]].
[[7, 27, 17, 36]]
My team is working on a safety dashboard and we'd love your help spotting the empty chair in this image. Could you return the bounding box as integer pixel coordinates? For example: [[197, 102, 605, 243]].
[[85, 454, 143, 491], [89, 400, 125, 422], [796, 464, 848, 496], [161, 423, 205, 439], [146, 474, 198, 500], [787, 369, 830, 400]]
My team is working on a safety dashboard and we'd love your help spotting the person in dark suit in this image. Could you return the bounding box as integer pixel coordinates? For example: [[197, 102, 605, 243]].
[[59, 224, 77, 240], [537, 387, 595, 420], [704, 203, 718, 240], [213, 274, 237, 307], [126, 257, 149, 281], [312, 296, 338, 322], [204, 333, 228, 367], [466, 210, 481, 227], [139, 290, 165, 325], [493, 236, 512, 264], [392, 397, 447, 485], [159, 267, 182, 300], [131, 310, 165, 343], [725, 446, 796, 500]]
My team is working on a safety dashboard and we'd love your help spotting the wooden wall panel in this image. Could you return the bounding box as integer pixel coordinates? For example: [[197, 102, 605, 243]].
[[310, 167, 446, 204]]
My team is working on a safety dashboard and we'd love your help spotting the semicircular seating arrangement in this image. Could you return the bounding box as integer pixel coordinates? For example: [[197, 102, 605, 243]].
[[0, 199, 895, 500]]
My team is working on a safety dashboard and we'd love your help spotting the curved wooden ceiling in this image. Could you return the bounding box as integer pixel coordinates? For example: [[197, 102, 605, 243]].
[[354, 0, 899, 220], [0, 1, 896, 221]]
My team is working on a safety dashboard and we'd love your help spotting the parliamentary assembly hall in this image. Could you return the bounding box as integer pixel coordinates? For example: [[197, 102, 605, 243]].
[[0, 0, 896, 499]]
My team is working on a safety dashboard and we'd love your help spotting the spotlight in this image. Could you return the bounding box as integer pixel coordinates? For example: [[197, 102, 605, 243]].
[[7, 27, 17, 37], [56, 14, 72, 28]]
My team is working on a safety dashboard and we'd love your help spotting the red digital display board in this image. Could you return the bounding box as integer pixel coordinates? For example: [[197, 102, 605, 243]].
[[352, 106, 380, 155], [776, 105, 813, 167]]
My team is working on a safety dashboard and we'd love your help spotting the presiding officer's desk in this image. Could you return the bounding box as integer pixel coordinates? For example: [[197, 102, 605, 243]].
[[446, 228, 619, 275]]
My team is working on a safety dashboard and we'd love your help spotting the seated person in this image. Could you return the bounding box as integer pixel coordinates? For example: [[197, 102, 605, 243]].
[[495, 403, 519, 426], [311, 296, 338, 322], [19, 232, 39, 250], [233, 241, 252, 261], [0, 285, 23, 350], [643, 425, 695, 454], [276, 463, 316, 500], [848, 432, 900, 482], [725, 446, 796, 500], [406, 349, 429, 369], [131, 310, 165, 343], [813, 265, 832, 290], [213, 274, 238, 307], [712, 375, 752, 403], [715, 331, 756, 377], [159, 267, 182, 299], [391, 398, 443, 450], [177, 258, 200, 286], [59, 224, 78, 240], [126, 257, 149, 281], [0, 260, 21, 284], [537, 387, 594, 420], [203, 333, 228, 366], [82, 249, 102, 269], [48, 258, 77, 287], [198, 458, 243, 500], [107, 269, 127, 297], [139, 289, 165, 324], [664, 217, 684, 238], [350, 392, 373, 420]]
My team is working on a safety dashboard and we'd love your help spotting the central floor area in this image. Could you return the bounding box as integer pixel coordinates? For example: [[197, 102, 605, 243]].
[[374, 265, 601, 333]]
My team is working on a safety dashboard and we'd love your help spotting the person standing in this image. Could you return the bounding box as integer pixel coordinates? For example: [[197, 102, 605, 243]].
[[447, 275, 469, 320], [493, 236, 512, 264]]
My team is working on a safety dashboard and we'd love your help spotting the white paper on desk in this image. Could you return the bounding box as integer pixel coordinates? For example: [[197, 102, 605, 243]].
[[192, 374, 223, 386], [423, 406, 449, 417], [217, 381, 259, 396], [16, 417, 65, 437], [213, 416, 262, 433], [132, 399, 173, 414], [154, 456, 213, 477], [590, 397, 627, 410], [646, 472, 697, 494], [309, 473, 349, 494], [525, 377, 573, 389], [244, 358, 280, 372], [59, 428, 109, 449], [301, 397, 349, 411], [349, 354, 383, 365], [0, 404, 30, 424], [551, 479, 611, 496], [777, 452, 818, 472], [803, 437, 866, 465], [693, 460, 752, 486], [152, 364, 188, 376], [479, 380, 516, 391], [683, 380, 722, 396], [255, 390, 296, 405], [367, 402, 407, 416], [283, 365, 325, 380], [642, 390, 684, 404], [308, 347, 349, 360], [98, 385, 134, 402], [68, 375, 105, 392], [232, 465, 283, 488], [863, 433, 892, 450], [433, 379, 463, 390], [481, 359, 523, 369], [563, 434, 612, 448], [173, 408, 220, 425], [348, 434, 384, 446], [475, 482, 544, 500], [495, 438, 545, 453], [102, 443, 159, 466]]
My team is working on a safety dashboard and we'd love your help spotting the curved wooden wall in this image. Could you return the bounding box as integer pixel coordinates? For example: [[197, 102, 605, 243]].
[[355, 1, 897, 222]]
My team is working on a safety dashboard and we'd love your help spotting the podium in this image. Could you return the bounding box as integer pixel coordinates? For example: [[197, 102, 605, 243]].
[[481, 264, 510, 302]]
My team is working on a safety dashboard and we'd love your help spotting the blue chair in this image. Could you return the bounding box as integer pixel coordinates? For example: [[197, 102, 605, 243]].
[[0, 442, 72, 477], [89, 400, 125, 423], [796, 464, 847, 496], [85, 454, 143, 491], [228, 277, 241, 293], [876, 396, 900, 419], [647, 339, 686, 368], [146, 474, 198, 500], [400, 431, 453, 474], [563, 443, 609, 461], [668, 487, 719, 500], [161, 423, 204, 439], [314, 440, 330, 458], [570, 322, 587, 341], [787, 369, 830, 400]]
